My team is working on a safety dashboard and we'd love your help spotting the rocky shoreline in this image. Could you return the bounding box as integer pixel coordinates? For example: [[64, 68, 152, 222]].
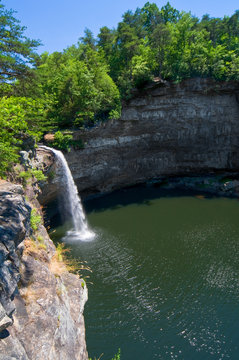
[[147, 174, 239, 198]]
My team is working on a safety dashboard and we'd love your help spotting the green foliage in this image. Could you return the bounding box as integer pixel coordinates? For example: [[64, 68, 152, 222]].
[[131, 44, 154, 87], [31, 169, 47, 182], [55, 243, 65, 262], [37, 235, 44, 242], [30, 208, 42, 231], [0, 142, 19, 178], [29, 45, 121, 129], [52, 131, 73, 151], [18, 169, 47, 184], [95, 3, 239, 96], [0, 1, 238, 176], [0, 1, 40, 83], [89, 349, 121, 360], [111, 349, 121, 360], [0, 96, 44, 177], [51, 131, 85, 152]]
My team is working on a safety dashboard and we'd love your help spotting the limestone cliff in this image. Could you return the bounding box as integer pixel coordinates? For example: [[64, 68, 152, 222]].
[[54, 78, 238, 197], [0, 181, 88, 360]]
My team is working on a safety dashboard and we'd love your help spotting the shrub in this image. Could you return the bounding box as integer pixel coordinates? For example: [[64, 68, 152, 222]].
[[52, 131, 73, 152], [0, 96, 44, 177], [30, 208, 42, 231], [31, 169, 47, 182], [18, 168, 47, 186]]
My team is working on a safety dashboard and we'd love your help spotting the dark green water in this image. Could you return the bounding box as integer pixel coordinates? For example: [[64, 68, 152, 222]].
[[52, 187, 239, 360]]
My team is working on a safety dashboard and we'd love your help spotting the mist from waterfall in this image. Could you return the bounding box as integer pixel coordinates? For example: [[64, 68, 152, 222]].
[[40, 145, 95, 241]]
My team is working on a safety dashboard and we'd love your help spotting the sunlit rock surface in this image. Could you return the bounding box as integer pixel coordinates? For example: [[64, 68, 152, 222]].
[[62, 78, 239, 197], [36, 78, 239, 201], [0, 181, 88, 360]]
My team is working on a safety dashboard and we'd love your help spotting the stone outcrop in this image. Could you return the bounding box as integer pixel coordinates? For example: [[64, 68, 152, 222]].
[[56, 78, 239, 197], [0, 181, 88, 360], [33, 147, 58, 205], [36, 78, 239, 201], [0, 181, 31, 330]]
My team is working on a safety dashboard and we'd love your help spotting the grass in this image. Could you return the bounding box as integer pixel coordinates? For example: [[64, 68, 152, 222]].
[[20, 287, 38, 305], [49, 243, 91, 277], [89, 349, 121, 360], [24, 238, 49, 262]]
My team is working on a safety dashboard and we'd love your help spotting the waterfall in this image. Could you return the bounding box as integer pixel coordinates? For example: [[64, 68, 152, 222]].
[[40, 145, 95, 241]]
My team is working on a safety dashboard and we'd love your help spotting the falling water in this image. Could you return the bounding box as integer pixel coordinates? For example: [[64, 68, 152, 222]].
[[40, 145, 95, 241]]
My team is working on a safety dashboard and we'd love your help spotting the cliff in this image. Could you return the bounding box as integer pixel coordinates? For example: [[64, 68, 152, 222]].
[[52, 78, 239, 197], [0, 181, 88, 360], [1, 77, 238, 357]]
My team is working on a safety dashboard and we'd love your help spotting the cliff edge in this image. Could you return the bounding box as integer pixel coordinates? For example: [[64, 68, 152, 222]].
[[0, 181, 88, 360], [58, 78, 239, 197]]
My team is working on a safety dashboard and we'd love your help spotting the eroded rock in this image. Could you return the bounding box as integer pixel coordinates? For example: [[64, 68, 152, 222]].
[[59, 78, 239, 198], [0, 182, 31, 321], [0, 181, 88, 360]]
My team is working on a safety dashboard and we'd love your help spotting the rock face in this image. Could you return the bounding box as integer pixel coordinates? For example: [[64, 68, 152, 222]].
[[32, 147, 57, 205], [60, 78, 239, 197], [0, 181, 31, 330], [0, 181, 88, 360]]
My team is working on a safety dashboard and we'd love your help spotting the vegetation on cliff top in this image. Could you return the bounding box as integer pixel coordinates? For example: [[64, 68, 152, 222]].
[[0, 0, 238, 177]]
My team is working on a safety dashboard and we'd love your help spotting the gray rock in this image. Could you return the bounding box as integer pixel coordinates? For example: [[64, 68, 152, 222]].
[[45, 78, 238, 199], [19, 151, 31, 168], [0, 302, 12, 331], [0, 182, 31, 319], [0, 303, 7, 322], [0, 181, 88, 359]]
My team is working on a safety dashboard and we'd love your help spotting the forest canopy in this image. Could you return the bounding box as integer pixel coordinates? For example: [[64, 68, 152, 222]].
[[0, 0, 238, 176]]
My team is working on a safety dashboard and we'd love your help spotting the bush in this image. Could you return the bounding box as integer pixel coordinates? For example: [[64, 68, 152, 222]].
[[51, 131, 85, 151], [0, 96, 44, 178], [18, 169, 47, 185], [31, 169, 47, 182], [30, 208, 42, 231], [52, 131, 73, 152]]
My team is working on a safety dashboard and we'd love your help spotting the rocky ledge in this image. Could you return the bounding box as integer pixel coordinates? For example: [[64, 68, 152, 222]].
[[0, 181, 88, 360], [59, 78, 238, 198], [35, 78, 239, 204]]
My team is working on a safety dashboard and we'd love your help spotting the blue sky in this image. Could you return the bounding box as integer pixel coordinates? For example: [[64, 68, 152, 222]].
[[3, 0, 239, 54]]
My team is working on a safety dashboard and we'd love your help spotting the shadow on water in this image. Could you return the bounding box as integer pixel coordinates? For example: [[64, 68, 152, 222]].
[[47, 182, 239, 360], [84, 183, 223, 214]]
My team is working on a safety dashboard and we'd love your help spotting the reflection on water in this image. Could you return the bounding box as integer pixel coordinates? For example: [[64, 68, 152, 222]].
[[51, 186, 239, 360]]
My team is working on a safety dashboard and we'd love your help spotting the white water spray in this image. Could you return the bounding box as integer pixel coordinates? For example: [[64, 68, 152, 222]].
[[40, 145, 95, 241]]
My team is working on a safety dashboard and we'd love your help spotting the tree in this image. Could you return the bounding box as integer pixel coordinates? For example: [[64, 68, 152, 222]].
[[98, 26, 115, 60], [31, 45, 121, 128], [0, 1, 40, 83], [150, 23, 171, 76], [140, 2, 161, 32], [160, 2, 180, 24], [0, 96, 44, 177], [79, 28, 97, 50]]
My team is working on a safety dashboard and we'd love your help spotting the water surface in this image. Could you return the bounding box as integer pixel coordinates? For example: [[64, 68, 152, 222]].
[[52, 186, 239, 360]]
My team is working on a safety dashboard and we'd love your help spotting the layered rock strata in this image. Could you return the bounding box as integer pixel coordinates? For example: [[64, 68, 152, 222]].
[[56, 78, 239, 197]]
